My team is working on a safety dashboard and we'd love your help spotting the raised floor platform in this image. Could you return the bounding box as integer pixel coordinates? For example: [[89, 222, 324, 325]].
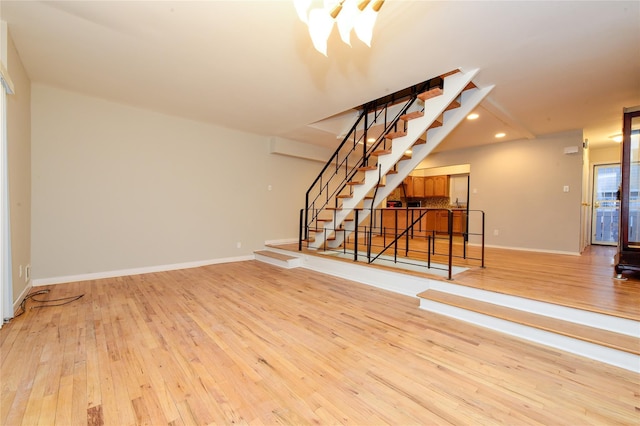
[[260, 243, 640, 371]]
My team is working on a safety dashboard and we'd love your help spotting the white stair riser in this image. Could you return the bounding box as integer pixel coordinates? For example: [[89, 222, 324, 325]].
[[420, 299, 639, 373]]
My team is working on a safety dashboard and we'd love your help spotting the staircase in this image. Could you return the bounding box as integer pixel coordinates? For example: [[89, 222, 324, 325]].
[[304, 68, 493, 251]]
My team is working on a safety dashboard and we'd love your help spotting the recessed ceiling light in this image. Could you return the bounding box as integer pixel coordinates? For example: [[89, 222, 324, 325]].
[[495, 132, 506, 138], [367, 137, 376, 143], [467, 113, 479, 120], [405, 150, 412, 155], [610, 134, 623, 143]]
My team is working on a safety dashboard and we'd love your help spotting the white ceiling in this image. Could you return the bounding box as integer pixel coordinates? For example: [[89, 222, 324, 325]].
[[1, 0, 639, 152]]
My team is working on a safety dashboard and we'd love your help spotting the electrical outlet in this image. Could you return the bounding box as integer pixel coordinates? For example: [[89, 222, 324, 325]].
[[236, 242, 242, 249], [19, 265, 22, 278], [25, 264, 31, 282], [493, 229, 499, 236]]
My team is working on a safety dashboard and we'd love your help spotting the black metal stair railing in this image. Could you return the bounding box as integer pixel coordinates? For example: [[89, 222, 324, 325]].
[[298, 206, 486, 279], [357, 208, 485, 280], [302, 77, 444, 244]]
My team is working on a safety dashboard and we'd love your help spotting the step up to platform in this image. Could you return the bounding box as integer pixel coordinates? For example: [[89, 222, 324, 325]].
[[418, 289, 640, 372], [254, 250, 302, 269]]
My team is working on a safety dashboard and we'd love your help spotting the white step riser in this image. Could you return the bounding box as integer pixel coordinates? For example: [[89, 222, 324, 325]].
[[254, 253, 303, 269], [428, 279, 640, 337], [420, 299, 639, 373]]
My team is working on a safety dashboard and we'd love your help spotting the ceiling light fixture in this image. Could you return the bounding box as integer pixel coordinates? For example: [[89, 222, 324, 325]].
[[294, 0, 385, 55], [467, 113, 479, 120], [495, 132, 506, 138]]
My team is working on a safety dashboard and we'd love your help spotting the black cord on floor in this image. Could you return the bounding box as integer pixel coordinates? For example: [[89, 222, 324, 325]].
[[13, 289, 84, 318]]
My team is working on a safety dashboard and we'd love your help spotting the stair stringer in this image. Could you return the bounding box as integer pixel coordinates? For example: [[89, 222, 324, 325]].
[[325, 83, 494, 249], [309, 69, 483, 250]]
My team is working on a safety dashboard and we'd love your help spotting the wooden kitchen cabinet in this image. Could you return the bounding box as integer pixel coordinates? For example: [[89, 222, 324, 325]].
[[433, 210, 466, 234], [400, 175, 449, 199], [422, 175, 449, 197], [381, 209, 408, 234], [433, 175, 449, 197], [436, 211, 450, 233], [422, 210, 437, 231], [412, 176, 425, 198], [403, 176, 414, 198]]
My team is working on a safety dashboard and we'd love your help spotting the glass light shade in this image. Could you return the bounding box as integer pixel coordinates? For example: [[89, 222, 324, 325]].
[[336, 0, 359, 45], [308, 7, 335, 55], [353, 6, 378, 46], [293, 0, 313, 23]]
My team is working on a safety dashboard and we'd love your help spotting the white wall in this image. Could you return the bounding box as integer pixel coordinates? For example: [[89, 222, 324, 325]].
[[590, 145, 620, 165], [31, 85, 321, 281], [419, 130, 584, 254]]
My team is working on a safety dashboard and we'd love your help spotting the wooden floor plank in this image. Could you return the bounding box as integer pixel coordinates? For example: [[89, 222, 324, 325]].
[[1, 259, 639, 425]]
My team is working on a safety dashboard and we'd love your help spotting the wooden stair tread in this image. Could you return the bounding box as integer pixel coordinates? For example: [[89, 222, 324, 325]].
[[386, 169, 398, 174], [337, 194, 352, 199], [400, 111, 424, 121], [417, 87, 443, 101], [254, 250, 297, 262], [419, 290, 640, 355], [371, 149, 392, 156], [325, 207, 342, 211], [440, 69, 461, 78], [346, 181, 363, 186], [358, 166, 378, 172], [386, 131, 407, 139]]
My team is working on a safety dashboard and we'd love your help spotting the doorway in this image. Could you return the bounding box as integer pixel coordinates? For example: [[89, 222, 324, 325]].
[[591, 164, 621, 245]]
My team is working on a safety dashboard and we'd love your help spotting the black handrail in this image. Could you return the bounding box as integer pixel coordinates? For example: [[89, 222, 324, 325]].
[[366, 165, 383, 261]]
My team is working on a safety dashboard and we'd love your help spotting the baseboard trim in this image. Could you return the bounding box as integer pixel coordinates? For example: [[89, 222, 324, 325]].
[[468, 243, 580, 256], [31, 255, 254, 286], [13, 281, 32, 314]]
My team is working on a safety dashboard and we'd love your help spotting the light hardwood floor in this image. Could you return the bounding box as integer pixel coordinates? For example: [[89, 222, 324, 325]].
[[1, 258, 639, 425]]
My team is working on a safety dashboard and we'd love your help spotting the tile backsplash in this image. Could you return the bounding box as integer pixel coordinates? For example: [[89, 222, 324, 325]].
[[417, 197, 450, 208]]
